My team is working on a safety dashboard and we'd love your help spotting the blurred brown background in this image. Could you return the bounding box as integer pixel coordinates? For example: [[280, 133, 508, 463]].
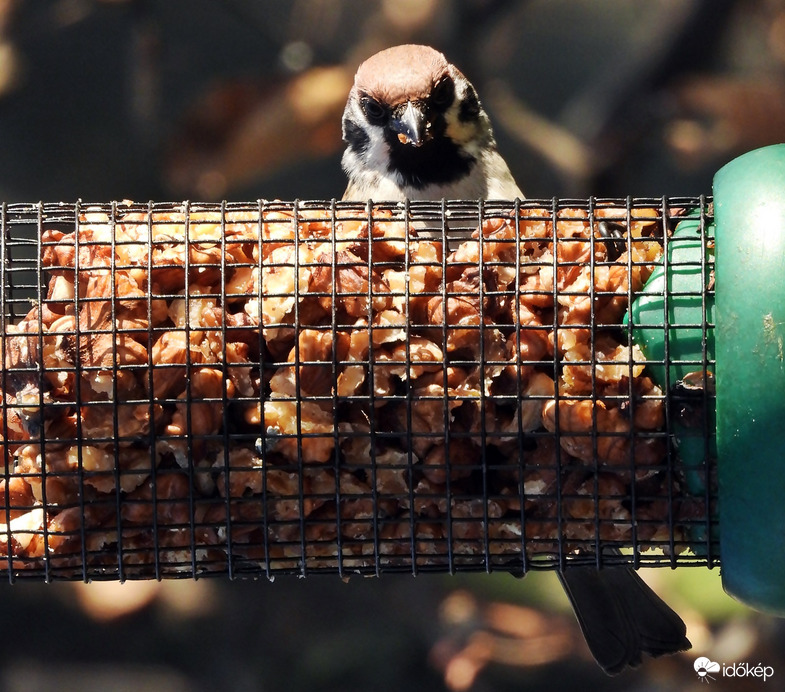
[[1, 0, 785, 690]]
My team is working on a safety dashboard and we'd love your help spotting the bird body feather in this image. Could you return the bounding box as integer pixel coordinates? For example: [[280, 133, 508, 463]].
[[340, 44, 690, 674]]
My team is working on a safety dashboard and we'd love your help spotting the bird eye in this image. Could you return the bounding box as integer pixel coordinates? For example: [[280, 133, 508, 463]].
[[430, 77, 454, 108], [361, 97, 387, 125]]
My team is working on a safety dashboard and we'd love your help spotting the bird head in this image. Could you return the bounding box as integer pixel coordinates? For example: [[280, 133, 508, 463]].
[[341, 44, 495, 192]]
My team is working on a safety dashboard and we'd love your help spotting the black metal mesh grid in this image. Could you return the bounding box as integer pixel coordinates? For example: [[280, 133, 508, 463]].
[[0, 198, 717, 581]]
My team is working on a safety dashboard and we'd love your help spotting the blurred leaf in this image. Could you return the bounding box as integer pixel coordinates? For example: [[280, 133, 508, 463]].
[[651, 565, 750, 622], [667, 76, 785, 167], [445, 571, 571, 613], [165, 64, 352, 198]]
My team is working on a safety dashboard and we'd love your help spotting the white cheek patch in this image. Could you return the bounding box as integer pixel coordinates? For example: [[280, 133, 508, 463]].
[[446, 116, 478, 148], [443, 85, 485, 153], [363, 127, 393, 172]]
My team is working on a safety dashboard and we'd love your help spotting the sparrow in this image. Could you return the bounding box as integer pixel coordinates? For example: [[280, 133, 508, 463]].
[[340, 44, 690, 674], [341, 44, 521, 201]]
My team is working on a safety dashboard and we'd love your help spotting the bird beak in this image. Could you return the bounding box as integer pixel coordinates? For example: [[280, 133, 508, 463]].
[[390, 101, 429, 147]]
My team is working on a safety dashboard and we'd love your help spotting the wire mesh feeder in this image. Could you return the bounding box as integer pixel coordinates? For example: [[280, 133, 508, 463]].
[[0, 198, 717, 582]]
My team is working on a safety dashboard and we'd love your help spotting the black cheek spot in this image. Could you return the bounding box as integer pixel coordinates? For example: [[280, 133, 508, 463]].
[[459, 88, 481, 122], [343, 118, 370, 155]]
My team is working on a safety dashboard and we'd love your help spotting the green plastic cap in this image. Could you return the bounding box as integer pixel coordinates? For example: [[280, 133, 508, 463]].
[[628, 218, 716, 487], [627, 217, 716, 551]]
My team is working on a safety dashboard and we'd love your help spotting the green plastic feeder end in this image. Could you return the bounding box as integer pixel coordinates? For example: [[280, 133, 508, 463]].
[[714, 144, 785, 615]]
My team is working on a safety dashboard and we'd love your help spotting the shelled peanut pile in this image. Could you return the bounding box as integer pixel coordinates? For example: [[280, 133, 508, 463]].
[[0, 202, 698, 575]]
